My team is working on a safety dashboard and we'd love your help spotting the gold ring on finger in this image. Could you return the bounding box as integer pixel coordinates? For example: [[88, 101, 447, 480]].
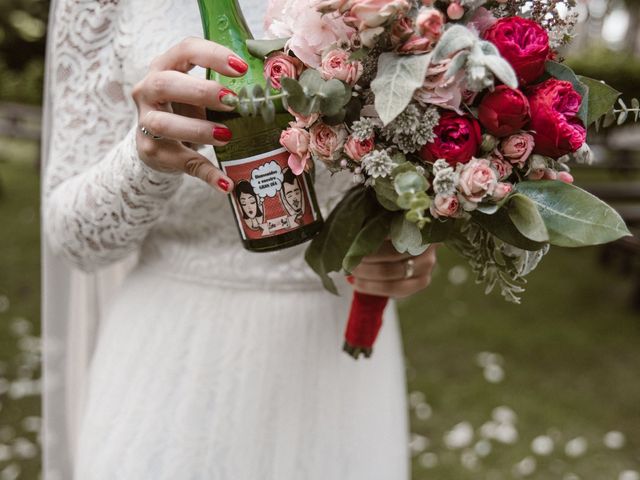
[[139, 124, 163, 140], [404, 258, 415, 279]]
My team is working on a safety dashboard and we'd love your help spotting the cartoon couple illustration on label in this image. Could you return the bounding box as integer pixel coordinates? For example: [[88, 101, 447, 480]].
[[225, 153, 316, 239]]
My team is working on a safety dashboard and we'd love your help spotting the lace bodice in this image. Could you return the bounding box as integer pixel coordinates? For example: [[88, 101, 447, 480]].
[[43, 0, 351, 289]]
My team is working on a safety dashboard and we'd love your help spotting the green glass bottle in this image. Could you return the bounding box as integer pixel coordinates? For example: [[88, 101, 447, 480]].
[[197, 0, 324, 252]]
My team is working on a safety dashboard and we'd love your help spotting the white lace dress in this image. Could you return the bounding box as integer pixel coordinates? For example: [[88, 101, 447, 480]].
[[43, 0, 409, 478]]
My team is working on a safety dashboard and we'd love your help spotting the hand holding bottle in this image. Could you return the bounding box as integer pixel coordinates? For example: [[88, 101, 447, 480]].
[[132, 36, 248, 193]]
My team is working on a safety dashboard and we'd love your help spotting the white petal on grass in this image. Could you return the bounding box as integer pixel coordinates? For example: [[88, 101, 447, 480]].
[[444, 422, 474, 449], [409, 433, 430, 455], [619, 471, 640, 480], [531, 435, 554, 456], [0, 445, 11, 462], [418, 452, 438, 469], [408, 391, 426, 408], [0, 295, 9, 314], [494, 423, 519, 445], [492, 406, 517, 424], [476, 351, 504, 368], [9, 318, 31, 337], [604, 431, 626, 450], [0, 463, 20, 480], [415, 402, 432, 421], [12, 438, 37, 459], [484, 364, 505, 383], [513, 456, 537, 477], [21, 416, 42, 433], [565, 437, 588, 458], [474, 439, 492, 457], [461, 449, 479, 470], [447, 265, 469, 285]]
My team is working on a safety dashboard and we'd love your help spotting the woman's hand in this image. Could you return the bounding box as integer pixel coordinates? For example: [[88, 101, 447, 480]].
[[131, 36, 247, 193], [348, 242, 439, 299]]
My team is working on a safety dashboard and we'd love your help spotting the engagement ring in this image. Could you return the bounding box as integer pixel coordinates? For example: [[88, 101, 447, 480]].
[[404, 258, 415, 279], [139, 124, 163, 140]]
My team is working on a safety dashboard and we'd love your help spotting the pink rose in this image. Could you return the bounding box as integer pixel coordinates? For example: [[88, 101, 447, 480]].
[[345, 0, 411, 30], [416, 7, 444, 42], [420, 112, 482, 166], [287, 107, 319, 128], [447, 2, 465, 20], [414, 60, 465, 113], [492, 182, 513, 200], [309, 122, 348, 164], [280, 126, 311, 175], [558, 171, 574, 184], [320, 49, 363, 85], [264, 52, 303, 90], [500, 133, 534, 168], [489, 153, 513, 180], [344, 135, 375, 161], [457, 157, 498, 203], [430, 194, 460, 218], [527, 78, 586, 158], [398, 34, 433, 54], [483, 16, 550, 85]]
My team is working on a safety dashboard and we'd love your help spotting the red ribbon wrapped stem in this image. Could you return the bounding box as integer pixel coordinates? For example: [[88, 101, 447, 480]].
[[343, 291, 389, 359]]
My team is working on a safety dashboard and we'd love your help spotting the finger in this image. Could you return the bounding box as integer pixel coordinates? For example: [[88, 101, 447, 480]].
[[172, 102, 207, 121], [142, 70, 238, 111], [352, 254, 434, 281], [352, 275, 432, 299], [143, 110, 233, 146], [149, 36, 248, 76]]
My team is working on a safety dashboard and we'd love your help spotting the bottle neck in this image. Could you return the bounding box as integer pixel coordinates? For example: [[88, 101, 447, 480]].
[[197, 0, 265, 89]]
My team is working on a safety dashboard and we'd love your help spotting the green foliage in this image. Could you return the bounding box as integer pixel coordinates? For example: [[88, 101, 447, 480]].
[[304, 186, 374, 294], [577, 75, 621, 127], [342, 210, 394, 273], [514, 180, 631, 247], [280, 70, 352, 118], [391, 215, 429, 255], [235, 83, 277, 123], [471, 208, 548, 252], [506, 193, 549, 243], [370, 52, 432, 125], [246, 38, 288, 58]]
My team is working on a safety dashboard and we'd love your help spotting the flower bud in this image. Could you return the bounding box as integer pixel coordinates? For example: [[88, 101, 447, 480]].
[[447, 2, 464, 20]]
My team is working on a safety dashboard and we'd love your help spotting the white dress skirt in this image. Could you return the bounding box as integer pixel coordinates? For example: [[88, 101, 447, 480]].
[[42, 0, 410, 478]]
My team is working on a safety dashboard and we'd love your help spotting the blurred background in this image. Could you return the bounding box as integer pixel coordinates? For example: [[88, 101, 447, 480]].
[[0, 0, 639, 479]]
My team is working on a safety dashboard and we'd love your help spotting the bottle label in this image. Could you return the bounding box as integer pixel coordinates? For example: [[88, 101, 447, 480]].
[[220, 148, 320, 241]]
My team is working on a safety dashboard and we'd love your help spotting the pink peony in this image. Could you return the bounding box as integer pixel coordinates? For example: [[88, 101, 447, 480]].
[[320, 49, 363, 85], [457, 157, 498, 203], [527, 78, 586, 158], [309, 122, 348, 164], [264, 52, 303, 90], [478, 85, 531, 137], [280, 126, 311, 175], [344, 0, 411, 30], [500, 133, 534, 168], [344, 135, 375, 161], [265, 2, 354, 68], [430, 194, 460, 218], [315, 0, 352, 14]]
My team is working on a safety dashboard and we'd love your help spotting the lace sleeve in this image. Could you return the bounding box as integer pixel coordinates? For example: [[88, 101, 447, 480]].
[[42, 0, 184, 273]]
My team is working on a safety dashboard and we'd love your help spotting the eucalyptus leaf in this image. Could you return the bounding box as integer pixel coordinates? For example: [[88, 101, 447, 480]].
[[299, 69, 324, 95], [577, 76, 621, 126], [471, 209, 548, 251], [371, 52, 432, 125], [391, 215, 428, 255], [373, 178, 401, 211], [343, 211, 394, 273], [514, 180, 631, 247], [280, 77, 310, 114], [506, 193, 550, 243], [545, 61, 589, 125], [394, 171, 428, 195], [319, 79, 348, 116], [246, 38, 289, 58], [305, 187, 372, 293]]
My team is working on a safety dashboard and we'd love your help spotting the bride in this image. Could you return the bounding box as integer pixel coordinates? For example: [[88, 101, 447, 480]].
[[41, 0, 438, 478]]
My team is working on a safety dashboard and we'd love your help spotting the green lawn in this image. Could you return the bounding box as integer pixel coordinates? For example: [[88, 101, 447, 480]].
[[0, 154, 639, 480]]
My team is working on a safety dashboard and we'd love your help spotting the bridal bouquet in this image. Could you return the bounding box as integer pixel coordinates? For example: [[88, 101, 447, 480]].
[[239, 0, 635, 358]]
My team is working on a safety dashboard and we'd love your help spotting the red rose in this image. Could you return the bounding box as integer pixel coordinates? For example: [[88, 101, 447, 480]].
[[526, 78, 586, 158], [483, 16, 550, 85], [420, 112, 482, 165], [478, 85, 531, 137]]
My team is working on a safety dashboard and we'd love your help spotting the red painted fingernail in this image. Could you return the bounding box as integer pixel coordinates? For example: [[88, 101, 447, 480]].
[[218, 88, 238, 106], [217, 178, 230, 192], [228, 55, 248, 74], [346, 275, 355, 285], [212, 126, 232, 142]]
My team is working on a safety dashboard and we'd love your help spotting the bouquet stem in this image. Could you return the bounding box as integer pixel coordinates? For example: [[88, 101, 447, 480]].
[[343, 291, 389, 359]]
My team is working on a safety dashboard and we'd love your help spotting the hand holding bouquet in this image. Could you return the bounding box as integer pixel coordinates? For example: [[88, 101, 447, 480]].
[[233, 0, 636, 358]]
